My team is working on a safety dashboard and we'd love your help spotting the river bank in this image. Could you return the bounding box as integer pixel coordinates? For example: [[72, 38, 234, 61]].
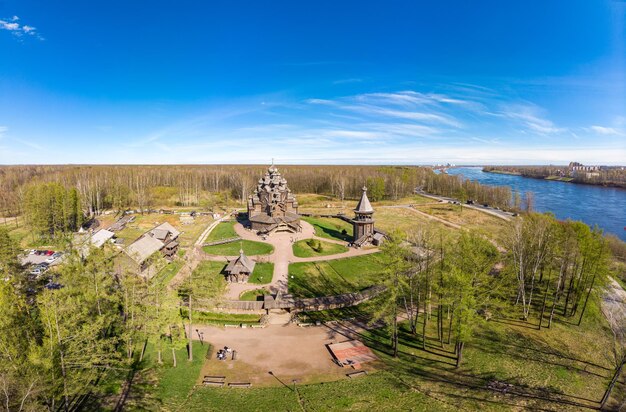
[[448, 167, 626, 241], [482, 168, 625, 189]]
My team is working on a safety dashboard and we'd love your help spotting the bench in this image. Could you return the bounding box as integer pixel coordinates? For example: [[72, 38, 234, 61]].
[[224, 324, 238, 328], [250, 324, 265, 328], [203, 375, 225, 381], [346, 371, 368, 379], [203, 381, 225, 387], [228, 382, 252, 388]]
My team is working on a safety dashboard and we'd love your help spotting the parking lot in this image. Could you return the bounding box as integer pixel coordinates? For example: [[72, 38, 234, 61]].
[[20, 251, 63, 276]]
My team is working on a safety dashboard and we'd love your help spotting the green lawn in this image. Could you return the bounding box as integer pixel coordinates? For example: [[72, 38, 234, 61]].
[[301, 216, 353, 242], [202, 240, 273, 256], [288, 253, 387, 297], [292, 238, 349, 257], [152, 260, 183, 286], [124, 340, 206, 411], [239, 288, 271, 301], [180, 308, 262, 325], [192, 260, 227, 277], [206, 221, 238, 242], [248, 262, 273, 284]]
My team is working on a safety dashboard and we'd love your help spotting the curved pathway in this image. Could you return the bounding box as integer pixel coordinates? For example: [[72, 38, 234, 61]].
[[210, 220, 381, 299]]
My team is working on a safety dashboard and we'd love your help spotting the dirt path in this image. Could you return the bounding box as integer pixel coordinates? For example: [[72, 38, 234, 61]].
[[602, 277, 626, 342], [383, 204, 463, 230], [170, 216, 227, 288], [415, 192, 513, 221]]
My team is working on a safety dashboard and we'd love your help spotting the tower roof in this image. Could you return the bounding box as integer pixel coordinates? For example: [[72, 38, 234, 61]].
[[354, 186, 374, 214], [225, 249, 256, 275]]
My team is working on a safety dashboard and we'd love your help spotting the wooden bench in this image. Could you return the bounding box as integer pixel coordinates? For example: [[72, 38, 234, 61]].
[[228, 382, 252, 388], [203, 381, 225, 387], [203, 375, 225, 381], [346, 371, 368, 379]]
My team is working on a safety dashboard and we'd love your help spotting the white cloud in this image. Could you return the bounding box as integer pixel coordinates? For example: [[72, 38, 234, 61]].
[[500, 105, 565, 134], [0, 16, 43, 40], [588, 125, 625, 136], [0, 20, 20, 31]]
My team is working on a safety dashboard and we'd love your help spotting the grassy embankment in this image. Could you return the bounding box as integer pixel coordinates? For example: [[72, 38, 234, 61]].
[[288, 253, 387, 298], [292, 238, 349, 257], [202, 221, 274, 256], [301, 216, 353, 241]]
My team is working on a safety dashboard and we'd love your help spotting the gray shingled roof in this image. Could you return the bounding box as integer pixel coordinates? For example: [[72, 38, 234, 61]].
[[90, 229, 115, 248], [225, 251, 256, 275], [354, 187, 374, 213], [126, 236, 164, 264], [150, 222, 180, 239]]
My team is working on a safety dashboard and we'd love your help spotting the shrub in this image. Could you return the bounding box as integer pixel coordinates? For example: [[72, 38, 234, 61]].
[[306, 238, 323, 252]]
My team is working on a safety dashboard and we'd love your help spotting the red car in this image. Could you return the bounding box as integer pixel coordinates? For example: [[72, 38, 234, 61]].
[[46, 250, 54, 256]]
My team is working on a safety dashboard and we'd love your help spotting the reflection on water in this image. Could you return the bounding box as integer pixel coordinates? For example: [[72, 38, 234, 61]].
[[447, 167, 626, 241]]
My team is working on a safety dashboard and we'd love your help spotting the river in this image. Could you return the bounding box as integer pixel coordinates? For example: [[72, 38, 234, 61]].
[[446, 167, 626, 241]]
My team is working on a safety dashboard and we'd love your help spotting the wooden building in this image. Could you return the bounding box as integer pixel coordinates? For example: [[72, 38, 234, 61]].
[[352, 187, 375, 247], [247, 164, 301, 234], [224, 250, 256, 283]]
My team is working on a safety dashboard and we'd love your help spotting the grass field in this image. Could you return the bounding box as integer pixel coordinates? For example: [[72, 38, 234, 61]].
[[414, 203, 505, 241], [239, 288, 271, 301], [180, 309, 262, 325], [152, 260, 183, 286], [202, 240, 274, 256], [205, 221, 238, 242], [292, 238, 349, 257], [124, 341, 207, 411], [248, 262, 273, 284], [289, 253, 387, 297], [301, 216, 353, 241]]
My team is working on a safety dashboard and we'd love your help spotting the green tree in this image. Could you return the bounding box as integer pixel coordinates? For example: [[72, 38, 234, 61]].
[[178, 262, 226, 361], [366, 177, 385, 202], [445, 232, 498, 367], [373, 231, 412, 357]]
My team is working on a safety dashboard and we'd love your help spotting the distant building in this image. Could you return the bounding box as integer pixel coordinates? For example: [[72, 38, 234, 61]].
[[224, 249, 256, 283], [569, 161, 600, 173], [247, 164, 301, 234]]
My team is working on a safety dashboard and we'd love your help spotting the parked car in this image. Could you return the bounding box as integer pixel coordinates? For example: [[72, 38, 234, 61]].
[[45, 256, 56, 263], [30, 268, 43, 276], [46, 250, 54, 256]]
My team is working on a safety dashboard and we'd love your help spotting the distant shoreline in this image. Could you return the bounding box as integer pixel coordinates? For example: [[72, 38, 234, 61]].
[[482, 168, 626, 190]]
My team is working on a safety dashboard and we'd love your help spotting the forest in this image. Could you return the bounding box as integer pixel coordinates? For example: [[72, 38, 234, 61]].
[[0, 165, 515, 220]]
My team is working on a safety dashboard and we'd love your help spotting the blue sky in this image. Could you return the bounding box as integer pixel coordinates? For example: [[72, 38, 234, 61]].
[[0, 1, 625, 165]]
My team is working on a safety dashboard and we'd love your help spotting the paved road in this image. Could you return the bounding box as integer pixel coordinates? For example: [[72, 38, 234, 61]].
[[416, 191, 514, 221]]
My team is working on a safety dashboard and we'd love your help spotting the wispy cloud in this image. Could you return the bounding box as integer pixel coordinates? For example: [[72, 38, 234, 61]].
[[588, 125, 625, 136], [500, 105, 565, 134], [0, 15, 44, 40]]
